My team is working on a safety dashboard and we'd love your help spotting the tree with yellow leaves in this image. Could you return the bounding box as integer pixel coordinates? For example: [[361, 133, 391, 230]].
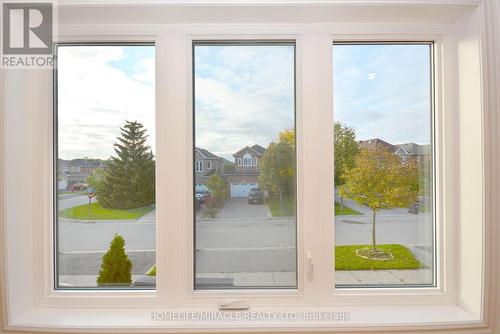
[[339, 147, 418, 255], [259, 130, 296, 214]]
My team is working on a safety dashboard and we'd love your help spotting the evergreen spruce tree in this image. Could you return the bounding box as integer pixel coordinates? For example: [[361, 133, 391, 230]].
[[93, 120, 155, 209], [96, 234, 132, 286]]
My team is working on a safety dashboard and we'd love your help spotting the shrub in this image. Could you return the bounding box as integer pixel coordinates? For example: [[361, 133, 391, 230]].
[[205, 206, 219, 218], [206, 175, 229, 208], [96, 234, 132, 286]]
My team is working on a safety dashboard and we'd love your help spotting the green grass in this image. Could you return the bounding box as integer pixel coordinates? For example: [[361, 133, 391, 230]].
[[335, 244, 423, 270], [59, 202, 154, 220], [335, 202, 362, 215], [147, 265, 156, 276], [265, 195, 295, 217]]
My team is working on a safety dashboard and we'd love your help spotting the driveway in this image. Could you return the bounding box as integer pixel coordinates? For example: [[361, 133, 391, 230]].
[[217, 198, 271, 219]]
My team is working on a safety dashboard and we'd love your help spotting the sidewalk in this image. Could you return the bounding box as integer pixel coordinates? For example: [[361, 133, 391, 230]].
[[136, 209, 156, 223], [59, 269, 433, 288], [335, 192, 410, 216]]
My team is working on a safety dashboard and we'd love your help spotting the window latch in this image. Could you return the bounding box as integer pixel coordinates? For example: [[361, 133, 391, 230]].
[[306, 250, 313, 280], [218, 300, 250, 310]]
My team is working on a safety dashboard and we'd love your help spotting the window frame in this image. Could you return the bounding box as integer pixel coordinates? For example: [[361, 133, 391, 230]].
[[242, 153, 252, 166], [192, 40, 299, 290], [1, 1, 498, 332], [195, 160, 204, 172], [332, 41, 437, 288], [53, 41, 157, 290]]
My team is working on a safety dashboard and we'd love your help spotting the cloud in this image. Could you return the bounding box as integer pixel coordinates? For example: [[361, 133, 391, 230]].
[[333, 44, 432, 145], [57, 46, 155, 159], [194, 45, 295, 161]]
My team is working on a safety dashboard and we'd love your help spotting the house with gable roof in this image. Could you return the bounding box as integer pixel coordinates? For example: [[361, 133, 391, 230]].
[[194, 144, 266, 197]]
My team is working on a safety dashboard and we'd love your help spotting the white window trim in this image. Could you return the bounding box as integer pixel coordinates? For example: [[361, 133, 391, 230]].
[[1, 1, 499, 332], [196, 161, 203, 172], [207, 160, 211, 169], [237, 157, 242, 166], [243, 153, 252, 166], [253, 157, 257, 166]]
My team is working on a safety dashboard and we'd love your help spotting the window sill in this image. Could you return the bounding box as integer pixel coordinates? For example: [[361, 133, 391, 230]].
[[7, 304, 482, 333]]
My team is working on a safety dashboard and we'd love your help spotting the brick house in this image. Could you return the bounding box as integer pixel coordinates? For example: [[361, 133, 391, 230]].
[[194, 144, 266, 197], [225, 145, 266, 197], [194, 148, 230, 192]]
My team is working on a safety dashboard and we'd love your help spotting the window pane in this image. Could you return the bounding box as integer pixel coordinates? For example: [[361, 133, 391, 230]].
[[333, 43, 434, 287], [194, 42, 296, 289], [56, 45, 156, 289]]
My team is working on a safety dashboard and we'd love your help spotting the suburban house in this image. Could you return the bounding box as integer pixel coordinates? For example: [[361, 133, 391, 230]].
[[394, 142, 432, 163], [358, 138, 396, 152], [194, 148, 230, 192], [195, 144, 266, 197], [58, 158, 107, 189], [225, 144, 266, 197], [359, 138, 431, 165]]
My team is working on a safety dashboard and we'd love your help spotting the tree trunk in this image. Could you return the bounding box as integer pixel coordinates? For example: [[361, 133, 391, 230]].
[[371, 210, 377, 251], [279, 189, 285, 214], [340, 196, 344, 210]]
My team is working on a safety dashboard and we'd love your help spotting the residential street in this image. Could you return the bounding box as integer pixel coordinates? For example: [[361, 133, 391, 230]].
[[57, 193, 433, 287], [58, 209, 432, 277]]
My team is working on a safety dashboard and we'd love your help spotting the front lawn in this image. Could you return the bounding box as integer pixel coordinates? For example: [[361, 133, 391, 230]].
[[59, 202, 154, 220], [266, 195, 295, 217], [335, 244, 422, 270], [147, 266, 156, 276], [335, 201, 362, 215]]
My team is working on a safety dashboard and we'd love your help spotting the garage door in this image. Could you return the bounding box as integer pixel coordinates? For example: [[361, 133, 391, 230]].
[[230, 183, 258, 197]]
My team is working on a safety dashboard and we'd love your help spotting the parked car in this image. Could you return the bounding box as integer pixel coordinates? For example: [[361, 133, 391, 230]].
[[248, 188, 264, 204], [195, 190, 210, 204], [68, 183, 87, 191]]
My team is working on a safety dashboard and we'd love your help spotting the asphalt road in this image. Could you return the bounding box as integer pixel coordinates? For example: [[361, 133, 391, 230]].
[[57, 212, 432, 276], [57, 194, 433, 277]]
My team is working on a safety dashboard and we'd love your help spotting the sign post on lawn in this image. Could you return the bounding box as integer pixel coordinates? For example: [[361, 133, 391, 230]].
[[87, 187, 95, 219]]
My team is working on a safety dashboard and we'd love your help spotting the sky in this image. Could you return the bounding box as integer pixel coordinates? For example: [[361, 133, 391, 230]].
[[194, 45, 295, 161], [57, 45, 155, 160], [333, 44, 432, 145], [58, 43, 431, 161]]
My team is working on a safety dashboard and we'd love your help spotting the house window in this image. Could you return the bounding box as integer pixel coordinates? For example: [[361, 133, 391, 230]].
[[253, 157, 257, 166], [243, 153, 252, 166], [195, 161, 204, 172], [207, 161, 212, 169], [193, 41, 297, 289], [333, 43, 434, 287], [55, 44, 156, 289]]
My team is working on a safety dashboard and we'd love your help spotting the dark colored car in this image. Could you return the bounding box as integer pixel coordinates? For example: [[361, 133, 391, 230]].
[[248, 188, 264, 204], [68, 183, 87, 191]]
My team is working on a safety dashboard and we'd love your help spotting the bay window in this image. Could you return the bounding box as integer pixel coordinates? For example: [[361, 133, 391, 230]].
[[1, 1, 498, 333]]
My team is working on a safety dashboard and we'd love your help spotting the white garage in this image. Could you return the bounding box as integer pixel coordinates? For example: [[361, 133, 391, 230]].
[[230, 183, 258, 197]]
